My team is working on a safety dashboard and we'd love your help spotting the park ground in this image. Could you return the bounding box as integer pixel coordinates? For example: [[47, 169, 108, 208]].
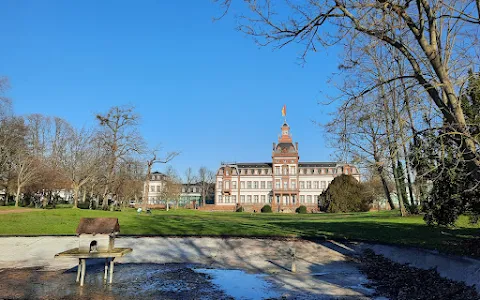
[[0, 206, 478, 257], [1, 208, 479, 299]]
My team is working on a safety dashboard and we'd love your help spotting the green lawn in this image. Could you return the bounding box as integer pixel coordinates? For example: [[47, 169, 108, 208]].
[[0, 208, 478, 257]]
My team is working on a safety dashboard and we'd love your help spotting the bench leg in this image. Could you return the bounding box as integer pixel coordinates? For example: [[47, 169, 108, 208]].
[[76, 259, 81, 282], [104, 258, 109, 283], [109, 258, 115, 284], [80, 259, 86, 286]]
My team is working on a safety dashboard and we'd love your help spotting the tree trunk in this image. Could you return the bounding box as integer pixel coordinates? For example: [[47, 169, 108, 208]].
[[377, 165, 395, 209], [82, 188, 87, 203], [5, 186, 8, 206], [73, 185, 79, 208], [15, 185, 21, 207], [143, 164, 152, 212], [102, 185, 109, 210]]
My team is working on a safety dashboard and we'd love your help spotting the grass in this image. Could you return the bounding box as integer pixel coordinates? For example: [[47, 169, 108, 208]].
[[0, 208, 478, 257]]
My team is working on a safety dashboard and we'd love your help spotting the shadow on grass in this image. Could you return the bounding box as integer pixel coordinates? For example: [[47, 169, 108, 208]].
[[270, 220, 480, 256]]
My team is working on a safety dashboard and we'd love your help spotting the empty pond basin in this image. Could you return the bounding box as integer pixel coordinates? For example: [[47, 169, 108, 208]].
[[195, 268, 281, 300]]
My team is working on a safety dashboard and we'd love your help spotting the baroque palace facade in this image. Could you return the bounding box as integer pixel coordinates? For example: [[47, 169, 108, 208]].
[[215, 122, 360, 212]]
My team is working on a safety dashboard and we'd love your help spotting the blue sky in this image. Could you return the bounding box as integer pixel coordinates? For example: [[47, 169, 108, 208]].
[[0, 1, 343, 177]]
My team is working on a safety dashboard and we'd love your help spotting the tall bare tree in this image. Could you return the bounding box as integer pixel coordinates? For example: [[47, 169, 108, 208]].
[[218, 0, 480, 181], [198, 167, 214, 206], [62, 128, 100, 208], [12, 151, 41, 207], [142, 150, 178, 211], [96, 105, 145, 210], [162, 166, 182, 211]]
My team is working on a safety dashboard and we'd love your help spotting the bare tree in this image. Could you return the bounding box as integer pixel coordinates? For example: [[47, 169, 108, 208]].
[[198, 167, 215, 206], [96, 105, 145, 210], [62, 128, 100, 208], [12, 151, 41, 207], [142, 150, 178, 211], [218, 0, 480, 181], [162, 166, 182, 211]]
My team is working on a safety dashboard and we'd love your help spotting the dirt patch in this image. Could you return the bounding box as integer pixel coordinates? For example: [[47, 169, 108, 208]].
[[359, 249, 479, 300], [0, 208, 36, 215]]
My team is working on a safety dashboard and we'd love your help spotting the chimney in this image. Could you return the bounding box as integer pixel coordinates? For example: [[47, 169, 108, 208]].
[[295, 142, 298, 151]]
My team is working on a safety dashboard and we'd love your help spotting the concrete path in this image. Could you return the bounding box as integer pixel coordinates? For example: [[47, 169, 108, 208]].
[[0, 237, 374, 299]]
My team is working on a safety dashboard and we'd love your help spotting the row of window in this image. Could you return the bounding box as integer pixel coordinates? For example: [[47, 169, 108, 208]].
[[149, 185, 163, 192], [217, 194, 319, 204], [218, 180, 331, 190], [181, 187, 199, 193], [222, 167, 356, 176]]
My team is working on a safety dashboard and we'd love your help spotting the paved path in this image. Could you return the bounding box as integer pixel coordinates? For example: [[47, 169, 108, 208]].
[[0, 237, 374, 299]]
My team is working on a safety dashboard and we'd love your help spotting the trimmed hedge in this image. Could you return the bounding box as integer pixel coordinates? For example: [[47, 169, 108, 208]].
[[261, 205, 272, 213], [296, 205, 307, 214]]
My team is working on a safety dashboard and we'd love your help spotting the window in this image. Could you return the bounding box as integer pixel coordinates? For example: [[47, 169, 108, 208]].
[[232, 181, 237, 189], [300, 195, 305, 203], [267, 181, 272, 189], [261, 195, 266, 202], [283, 166, 287, 175], [247, 195, 252, 203], [182, 187, 186, 193], [261, 181, 265, 189], [299, 181, 305, 189], [217, 181, 222, 189], [290, 166, 296, 174], [326, 168, 329, 174], [275, 167, 280, 175], [247, 181, 252, 189], [150, 186, 155, 192], [241, 181, 245, 189], [275, 180, 280, 189], [307, 181, 312, 189], [156, 185, 161, 192], [232, 195, 236, 203], [321, 168, 325, 174], [321, 181, 326, 189], [255, 169, 259, 175], [254, 195, 259, 203], [314, 181, 319, 189], [225, 181, 230, 189], [291, 180, 296, 189], [241, 195, 245, 203], [253, 181, 258, 189], [283, 181, 288, 190], [218, 195, 223, 203], [250, 169, 254, 175], [226, 170, 229, 176], [307, 195, 312, 203], [192, 187, 196, 193]]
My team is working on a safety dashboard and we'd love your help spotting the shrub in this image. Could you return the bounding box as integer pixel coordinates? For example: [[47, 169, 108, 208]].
[[319, 174, 372, 213], [295, 205, 307, 214], [78, 201, 97, 210], [235, 206, 244, 212], [261, 205, 272, 213]]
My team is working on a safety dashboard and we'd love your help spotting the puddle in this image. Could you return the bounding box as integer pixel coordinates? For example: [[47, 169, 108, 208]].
[[195, 268, 282, 300]]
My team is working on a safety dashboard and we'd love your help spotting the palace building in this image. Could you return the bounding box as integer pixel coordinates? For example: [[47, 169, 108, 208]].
[[215, 121, 360, 212]]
